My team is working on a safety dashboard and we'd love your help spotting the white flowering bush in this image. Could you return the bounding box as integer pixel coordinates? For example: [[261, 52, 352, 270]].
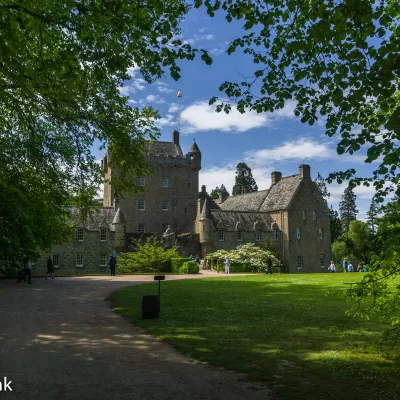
[[207, 243, 280, 273]]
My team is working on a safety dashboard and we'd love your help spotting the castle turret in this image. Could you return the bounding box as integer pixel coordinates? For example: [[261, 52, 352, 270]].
[[112, 207, 126, 250], [199, 199, 212, 244], [187, 139, 201, 171]]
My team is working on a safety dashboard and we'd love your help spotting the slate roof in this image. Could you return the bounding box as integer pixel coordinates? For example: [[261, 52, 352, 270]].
[[181, 220, 196, 234], [189, 141, 200, 153], [112, 208, 127, 224], [68, 207, 118, 231], [147, 141, 183, 157], [218, 175, 303, 212], [210, 210, 273, 231]]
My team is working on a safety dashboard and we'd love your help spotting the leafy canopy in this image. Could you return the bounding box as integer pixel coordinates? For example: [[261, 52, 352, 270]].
[[210, 184, 230, 200], [232, 162, 258, 195]]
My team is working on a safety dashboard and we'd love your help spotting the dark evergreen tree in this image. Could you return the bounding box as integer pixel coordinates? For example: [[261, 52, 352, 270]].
[[232, 163, 258, 196], [329, 206, 342, 243], [339, 186, 358, 232], [366, 199, 380, 234], [314, 173, 330, 203], [210, 184, 230, 200]]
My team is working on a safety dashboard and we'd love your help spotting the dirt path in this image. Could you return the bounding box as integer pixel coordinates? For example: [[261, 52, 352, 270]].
[[0, 274, 272, 400]]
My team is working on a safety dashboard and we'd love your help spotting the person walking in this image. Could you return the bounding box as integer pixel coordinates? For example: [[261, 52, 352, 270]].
[[45, 256, 55, 279], [225, 257, 231, 274], [108, 249, 117, 276], [342, 258, 348, 273], [22, 257, 32, 284], [266, 256, 273, 274], [347, 262, 354, 272], [328, 261, 336, 272]]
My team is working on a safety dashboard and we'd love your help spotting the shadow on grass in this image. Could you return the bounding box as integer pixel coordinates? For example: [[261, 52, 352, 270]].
[[109, 276, 400, 400]]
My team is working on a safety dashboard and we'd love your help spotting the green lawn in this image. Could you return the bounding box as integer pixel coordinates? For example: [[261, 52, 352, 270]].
[[108, 274, 400, 400]]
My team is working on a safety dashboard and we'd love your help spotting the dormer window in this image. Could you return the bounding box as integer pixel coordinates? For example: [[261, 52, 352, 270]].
[[218, 230, 224, 241], [237, 231, 243, 241], [100, 228, 107, 242], [76, 228, 84, 242]]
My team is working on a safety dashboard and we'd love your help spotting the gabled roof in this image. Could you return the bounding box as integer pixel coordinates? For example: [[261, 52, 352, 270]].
[[217, 174, 303, 212], [68, 207, 117, 231], [210, 210, 273, 231], [147, 141, 183, 157], [112, 208, 126, 224]]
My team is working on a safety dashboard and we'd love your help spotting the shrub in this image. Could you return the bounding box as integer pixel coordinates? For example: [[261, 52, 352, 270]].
[[171, 257, 190, 274], [179, 260, 199, 274]]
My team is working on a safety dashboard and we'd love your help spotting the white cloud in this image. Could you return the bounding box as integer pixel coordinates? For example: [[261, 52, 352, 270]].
[[157, 86, 174, 94], [209, 47, 225, 56], [157, 114, 176, 128], [181, 101, 268, 133], [194, 33, 214, 41], [140, 94, 166, 105], [168, 104, 179, 113]]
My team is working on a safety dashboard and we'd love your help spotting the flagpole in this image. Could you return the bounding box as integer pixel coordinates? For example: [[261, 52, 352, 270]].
[[178, 93, 181, 133]]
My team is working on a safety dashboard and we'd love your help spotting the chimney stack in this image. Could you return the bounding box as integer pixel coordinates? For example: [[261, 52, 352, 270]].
[[271, 171, 282, 185], [172, 130, 179, 145], [219, 193, 227, 204], [299, 164, 311, 179], [201, 185, 206, 196]]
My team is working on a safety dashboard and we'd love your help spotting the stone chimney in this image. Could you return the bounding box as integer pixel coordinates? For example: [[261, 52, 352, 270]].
[[201, 185, 206, 196], [271, 171, 282, 185], [172, 130, 179, 145], [299, 164, 311, 179], [219, 193, 227, 204]]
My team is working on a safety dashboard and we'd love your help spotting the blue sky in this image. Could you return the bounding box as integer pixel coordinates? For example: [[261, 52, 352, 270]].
[[93, 7, 380, 220]]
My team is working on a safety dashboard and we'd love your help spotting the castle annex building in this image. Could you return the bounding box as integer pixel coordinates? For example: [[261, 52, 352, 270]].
[[34, 130, 331, 275]]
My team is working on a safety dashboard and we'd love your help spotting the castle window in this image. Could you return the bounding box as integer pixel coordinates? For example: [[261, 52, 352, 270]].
[[162, 223, 169, 233], [218, 230, 224, 241], [302, 210, 307, 219], [313, 210, 317, 220], [237, 231, 243, 242], [319, 228, 323, 240], [320, 254, 325, 268], [184, 207, 187, 214], [138, 199, 145, 211], [255, 231, 261, 241], [297, 256, 303, 270], [52, 254, 59, 267], [273, 229, 279, 241], [100, 254, 107, 267], [76, 228, 84, 242], [100, 228, 107, 242], [76, 254, 83, 267], [296, 228, 301, 240], [162, 199, 169, 211], [138, 176, 146, 187], [138, 223, 146, 234], [162, 177, 169, 188]]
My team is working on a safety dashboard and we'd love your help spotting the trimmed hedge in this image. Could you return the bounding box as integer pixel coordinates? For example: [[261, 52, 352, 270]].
[[211, 261, 249, 273], [179, 260, 199, 274], [171, 258, 190, 274]]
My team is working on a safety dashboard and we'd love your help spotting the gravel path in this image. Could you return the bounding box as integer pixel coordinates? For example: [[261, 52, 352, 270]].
[[0, 274, 272, 400]]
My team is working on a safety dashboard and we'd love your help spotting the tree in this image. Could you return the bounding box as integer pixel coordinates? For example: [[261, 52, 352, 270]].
[[314, 173, 330, 203], [329, 206, 342, 243], [232, 162, 258, 195], [366, 199, 381, 234], [210, 184, 230, 200], [347, 220, 373, 263], [0, 1, 211, 270], [331, 240, 353, 266], [198, 0, 400, 201], [339, 186, 358, 232]]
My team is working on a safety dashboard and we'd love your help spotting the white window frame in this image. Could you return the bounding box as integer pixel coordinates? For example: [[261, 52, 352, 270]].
[[297, 256, 303, 270], [162, 176, 169, 188], [138, 223, 146, 234], [162, 199, 169, 211], [138, 199, 145, 211], [255, 231, 261, 241], [237, 230, 243, 242], [52, 254, 59, 267], [218, 230, 224, 241], [138, 176, 146, 187], [76, 254, 83, 267], [296, 228, 301, 240], [100, 228, 107, 242], [100, 254, 107, 267], [273, 229, 279, 241], [313, 210, 317, 220], [302, 209, 307, 219], [76, 228, 84, 242], [319, 228, 323, 240]]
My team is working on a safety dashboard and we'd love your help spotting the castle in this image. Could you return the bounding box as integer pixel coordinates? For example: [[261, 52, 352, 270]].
[[33, 130, 331, 275]]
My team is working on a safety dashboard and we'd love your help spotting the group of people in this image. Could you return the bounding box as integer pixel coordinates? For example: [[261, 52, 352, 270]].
[[16, 255, 55, 284], [327, 258, 369, 273]]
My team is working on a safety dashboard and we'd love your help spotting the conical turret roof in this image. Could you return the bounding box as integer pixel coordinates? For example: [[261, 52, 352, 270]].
[[189, 140, 200, 153], [112, 208, 126, 224], [200, 200, 210, 221]]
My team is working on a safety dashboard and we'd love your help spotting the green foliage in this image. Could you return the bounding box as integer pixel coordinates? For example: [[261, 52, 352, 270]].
[[314, 173, 330, 202], [232, 162, 258, 196], [347, 220, 374, 263], [207, 243, 280, 273], [118, 237, 180, 273], [0, 1, 211, 269], [366, 198, 381, 234], [196, 0, 400, 202], [257, 235, 280, 259], [179, 260, 199, 274], [339, 186, 358, 232], [329, 206, 342, 243], [210, 184, 230, 200], [171, 257, 190, 274], [331, 240, 354, 266]]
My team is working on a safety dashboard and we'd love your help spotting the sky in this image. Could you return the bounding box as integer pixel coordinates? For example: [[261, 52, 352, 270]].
[[92, 7, 382, 221]]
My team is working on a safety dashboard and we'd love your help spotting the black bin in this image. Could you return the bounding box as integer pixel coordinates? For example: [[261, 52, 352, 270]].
[[142, 295, 160, 319]]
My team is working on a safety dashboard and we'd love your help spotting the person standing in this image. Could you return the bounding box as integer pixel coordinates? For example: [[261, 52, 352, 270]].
[[328, 261, 336, 272], [109, 249, 117, 276], [45, 256, 55, 279], [266, 257, 273, 274], [347, 262, 354, 272], [225, 257, 231, 274], [342, 258, 348, 273], [22, 257, 32, 284]]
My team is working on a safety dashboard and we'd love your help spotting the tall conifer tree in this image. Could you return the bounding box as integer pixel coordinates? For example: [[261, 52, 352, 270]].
[[339, 186, 358, 232], [232, 163, 258, 195]]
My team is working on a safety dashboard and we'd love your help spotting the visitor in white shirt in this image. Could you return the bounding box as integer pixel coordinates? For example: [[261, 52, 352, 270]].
[[328, 261, 336, 272]]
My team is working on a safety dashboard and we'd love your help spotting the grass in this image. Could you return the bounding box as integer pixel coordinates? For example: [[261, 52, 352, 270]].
[[108, 274, 400, 400]]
